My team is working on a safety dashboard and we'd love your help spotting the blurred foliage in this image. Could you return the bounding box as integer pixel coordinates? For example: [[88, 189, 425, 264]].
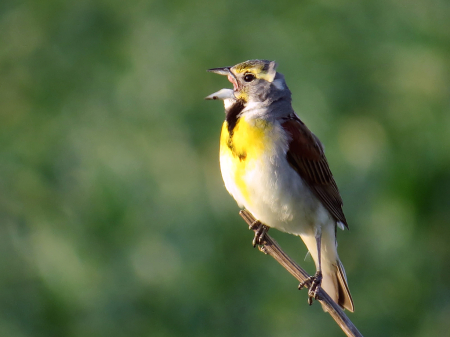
[[1, 0, 450, 336]]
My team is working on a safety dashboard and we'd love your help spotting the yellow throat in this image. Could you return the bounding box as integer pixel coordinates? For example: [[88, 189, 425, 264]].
[[219, 117, 273, 205]]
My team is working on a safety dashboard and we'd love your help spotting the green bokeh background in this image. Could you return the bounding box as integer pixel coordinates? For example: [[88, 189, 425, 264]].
[[1, 0, 450, 336]]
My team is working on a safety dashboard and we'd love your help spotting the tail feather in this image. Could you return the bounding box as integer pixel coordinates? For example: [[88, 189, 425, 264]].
[[336, 259, 354, 312], [320, 261, 354, 312]]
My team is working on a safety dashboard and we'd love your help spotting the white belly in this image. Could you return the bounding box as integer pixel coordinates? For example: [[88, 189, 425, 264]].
[[236, 152, 321, 235]]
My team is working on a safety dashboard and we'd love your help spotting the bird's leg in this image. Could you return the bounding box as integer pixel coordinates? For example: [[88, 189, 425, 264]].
[[298, 232, 323, 305], [249, 219, 269, 247]]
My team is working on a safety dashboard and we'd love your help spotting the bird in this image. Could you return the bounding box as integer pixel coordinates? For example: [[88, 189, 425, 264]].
[[205, 59, 354, 312]]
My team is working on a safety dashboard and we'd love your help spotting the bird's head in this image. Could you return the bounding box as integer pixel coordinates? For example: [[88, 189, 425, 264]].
[[207, 59, 290, 105]]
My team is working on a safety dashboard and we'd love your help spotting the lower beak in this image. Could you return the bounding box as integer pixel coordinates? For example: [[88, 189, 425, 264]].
[[205, 88, 235, 100]]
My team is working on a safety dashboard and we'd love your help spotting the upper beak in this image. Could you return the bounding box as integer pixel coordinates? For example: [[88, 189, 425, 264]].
[[207, 67, 231, 76], [207, 66, 239, 91]]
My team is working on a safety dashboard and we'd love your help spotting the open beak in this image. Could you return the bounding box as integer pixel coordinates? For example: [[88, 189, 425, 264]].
[[207, 66, 239, 91], [205, 88, 235, 100]]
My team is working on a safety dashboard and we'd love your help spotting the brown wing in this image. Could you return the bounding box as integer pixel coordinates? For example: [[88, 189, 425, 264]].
[[282, 116, 348, 228]]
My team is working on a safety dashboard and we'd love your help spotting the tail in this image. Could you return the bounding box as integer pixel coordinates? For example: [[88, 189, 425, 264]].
[[331, 259, 354, 312], [300, 233, 354, 312], [319, 259, 354, 312]]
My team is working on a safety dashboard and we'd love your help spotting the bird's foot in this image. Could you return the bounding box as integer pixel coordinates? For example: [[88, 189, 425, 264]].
[[249, 220, 269, 247], [298, 271, 323, 305]]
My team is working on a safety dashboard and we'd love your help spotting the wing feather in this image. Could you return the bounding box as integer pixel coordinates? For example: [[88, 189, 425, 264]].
[[282, 116, 348, 228]]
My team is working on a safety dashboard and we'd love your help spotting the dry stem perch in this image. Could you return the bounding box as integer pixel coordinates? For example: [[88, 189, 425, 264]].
[[239, 209, 363, 337]]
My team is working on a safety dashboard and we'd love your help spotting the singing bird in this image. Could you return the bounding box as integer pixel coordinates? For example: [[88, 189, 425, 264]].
[[205, 60, 354, 312]]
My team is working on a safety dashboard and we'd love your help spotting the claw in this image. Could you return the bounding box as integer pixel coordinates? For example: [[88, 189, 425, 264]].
[[249, 220, 269, 247], [298, 278, 311, 290], [298, 271, 323, 306], [249, 219, 262, 230]]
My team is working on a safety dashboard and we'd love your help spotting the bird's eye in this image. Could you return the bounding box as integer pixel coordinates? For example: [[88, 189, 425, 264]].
[[243, 73, 255, 82]]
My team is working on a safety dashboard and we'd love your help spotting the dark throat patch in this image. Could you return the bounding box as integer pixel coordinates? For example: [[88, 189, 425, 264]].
[[226, 99, 245, 134], [224, 99, 247, 161]]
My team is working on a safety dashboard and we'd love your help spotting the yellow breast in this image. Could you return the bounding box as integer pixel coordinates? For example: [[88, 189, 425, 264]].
[[219, 117, 273, 205]]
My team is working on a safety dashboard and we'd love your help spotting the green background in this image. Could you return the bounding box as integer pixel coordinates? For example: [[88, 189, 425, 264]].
[[1, 0, 450, 336]]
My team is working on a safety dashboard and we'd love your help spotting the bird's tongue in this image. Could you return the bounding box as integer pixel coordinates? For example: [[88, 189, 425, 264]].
[[227, 74, 239, 91]]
